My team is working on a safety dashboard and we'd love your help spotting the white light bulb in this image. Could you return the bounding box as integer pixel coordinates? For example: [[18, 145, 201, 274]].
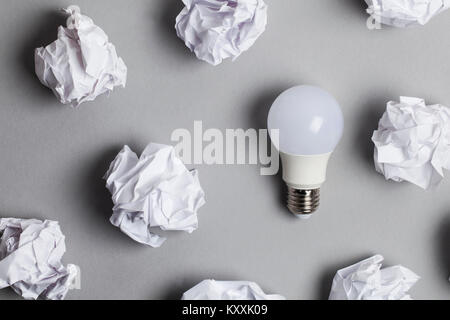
[[267, 85, 344, 218]]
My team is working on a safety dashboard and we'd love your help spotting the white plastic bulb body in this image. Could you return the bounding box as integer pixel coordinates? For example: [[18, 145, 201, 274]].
[[267, 85, 344, 218]]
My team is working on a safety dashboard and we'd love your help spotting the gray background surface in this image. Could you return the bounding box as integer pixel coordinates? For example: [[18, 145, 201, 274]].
[[0, 0, 449, 300]]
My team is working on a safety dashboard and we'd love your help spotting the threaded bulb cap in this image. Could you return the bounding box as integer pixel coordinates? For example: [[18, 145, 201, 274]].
[[286, 187, 320, 217]]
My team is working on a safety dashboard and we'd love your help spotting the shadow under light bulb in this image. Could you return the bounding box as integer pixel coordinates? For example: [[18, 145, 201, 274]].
[[268, 85, 344, 218]]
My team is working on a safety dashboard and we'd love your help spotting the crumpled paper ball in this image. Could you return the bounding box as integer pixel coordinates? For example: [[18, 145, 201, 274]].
[[329, 255, 420, 300], [104, 143, 206, 248], [372, 96, 450, 190], [175, 0, 268, 66], [365, 0, 450, 27], [35, 5, 127, 107], [181, 279, 285, 300], [0, 218, 78, 300]]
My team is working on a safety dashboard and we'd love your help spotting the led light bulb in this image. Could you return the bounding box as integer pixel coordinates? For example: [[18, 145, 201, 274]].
[[267, 85, 344, 218]]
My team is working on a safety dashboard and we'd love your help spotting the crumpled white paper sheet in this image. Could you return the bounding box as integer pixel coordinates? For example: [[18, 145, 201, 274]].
[[35, 5, 127, 107], [0, 218, 78, 300], [104, 143, 206, 248], [175, 0, 268, 66], [181, 279, 286, 300], [372, 96, 450, 190], [328, 255, 420, 300], [365, 0, 450, 27]]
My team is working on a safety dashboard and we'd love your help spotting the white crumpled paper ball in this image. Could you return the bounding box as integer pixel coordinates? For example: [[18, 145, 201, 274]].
[[0, 218, 79, 300], [365, 0, 450, 27], [175, 0, 268, 66], [181, 279, 285, 300], [35, 5, 127, 107], [104, 143, 206, 248], [329, 255, 419, 300], [372, 96, 450, 190]]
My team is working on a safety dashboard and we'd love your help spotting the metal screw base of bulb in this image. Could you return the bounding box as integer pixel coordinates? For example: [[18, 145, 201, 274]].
[[286, 187, 320, 216]]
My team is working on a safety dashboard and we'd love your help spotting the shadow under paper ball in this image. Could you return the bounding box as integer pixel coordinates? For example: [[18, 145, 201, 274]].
[[343, 0, 369, 15], [353, 97, 386, 171], [16, 9, 66, 100], [160, 277, 204, 300], [0, 287, 21, 300], [156, 0, 197, 61], [83, 147, 120, 220], [74, 146, 138, 245], [436, 215, 450, 283]]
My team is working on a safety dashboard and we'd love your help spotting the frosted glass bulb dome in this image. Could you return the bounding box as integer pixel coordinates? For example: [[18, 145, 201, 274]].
[[267, 85, 344, 218], [268, 85, 344, 155]]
